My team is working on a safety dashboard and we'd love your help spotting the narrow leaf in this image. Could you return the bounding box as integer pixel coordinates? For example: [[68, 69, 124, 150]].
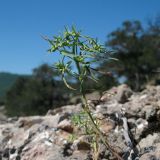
[[62, 76, 76, 90], [60, 50, 74, 58]]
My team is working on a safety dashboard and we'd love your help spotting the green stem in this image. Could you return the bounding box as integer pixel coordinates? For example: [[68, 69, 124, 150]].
[[75, 61, 122, 160], [74, 43, 122, 159]]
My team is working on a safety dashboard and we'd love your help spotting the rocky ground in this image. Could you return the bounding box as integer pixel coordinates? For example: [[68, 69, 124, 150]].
[[0, 84, 160, 160]]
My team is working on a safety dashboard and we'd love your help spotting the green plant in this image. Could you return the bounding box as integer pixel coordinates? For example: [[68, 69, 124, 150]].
[[71, 111, 100, 160], [68, 134, 77, 143], [72, 111, 96, 135], [45, 26, 122, 160]]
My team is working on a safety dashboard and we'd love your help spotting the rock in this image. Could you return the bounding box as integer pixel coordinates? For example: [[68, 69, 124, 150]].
[[139, 133, 160, 149], [107, 130, 127, 152], [116, 84, 133, 103], [47, 103, 82, 115], [72, 136, 91, 150], [70, 91, 100, 104], [21, 141, 64, 160], [42, 115, 61, 128], [140, 143, 160, 160], [0, 85, 160, 159], [86, 91, 101, 101], [134, 118, 148, 141], [7, 117, 18, 123], [57, 119, 73, 133], [157, 110, 160, 120], [99, 119, 115, 134], [127, 118, 136, 129], [142, 105, 157, 120], [100, 87, 117, 101], [16, 116, 43, 128], [71, 150, 90, 160], [9, 128, 30, 148], [16, 115, 61, 129], [140, 153, 160, 160], [95, 101, 122, 115], [55, 131, 71, 147], [157, 100, 160, 108], [73, 141, 91, 151]]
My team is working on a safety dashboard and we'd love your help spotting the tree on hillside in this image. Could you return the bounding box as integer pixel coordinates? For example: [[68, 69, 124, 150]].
[[103, 18, 160, 90], [5, 64, 70, 116]]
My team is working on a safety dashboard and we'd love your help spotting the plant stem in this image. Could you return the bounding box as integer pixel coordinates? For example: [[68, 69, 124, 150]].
[[75, 61, 122, 160]]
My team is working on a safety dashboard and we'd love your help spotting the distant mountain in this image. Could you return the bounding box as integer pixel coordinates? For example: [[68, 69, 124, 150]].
[[0, 72, 29, 103]]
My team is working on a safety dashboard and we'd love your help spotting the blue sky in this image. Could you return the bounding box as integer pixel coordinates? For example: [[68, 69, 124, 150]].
[[0, 0, 160, 74]]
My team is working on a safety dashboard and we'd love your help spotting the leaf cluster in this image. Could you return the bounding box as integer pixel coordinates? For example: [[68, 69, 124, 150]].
[[45, 26, 112, 91], [71, 111, 98, 135]]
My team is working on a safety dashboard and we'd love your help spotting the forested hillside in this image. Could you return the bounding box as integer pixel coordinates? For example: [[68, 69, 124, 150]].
[[0, 72, 29, 104]]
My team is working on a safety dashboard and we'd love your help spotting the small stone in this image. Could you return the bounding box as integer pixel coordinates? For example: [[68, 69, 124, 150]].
[[143, 105, 157, 120], [57, 119, 73, 133], [72, 136, 92, 151], [116, 84, 133, 103], [10, 147, 16, 154], [3, 148, 9, 158], [99, 119, 115, 134], [72, 137, 91, 151], [157, 110, 160, 120], [139, 133, 160, 149]]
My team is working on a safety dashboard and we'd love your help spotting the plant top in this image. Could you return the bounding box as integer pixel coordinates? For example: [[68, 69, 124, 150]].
[[45, 26, 115, 91]]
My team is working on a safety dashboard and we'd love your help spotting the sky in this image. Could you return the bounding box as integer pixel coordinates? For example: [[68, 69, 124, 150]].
[[0, 0, 160, 74]]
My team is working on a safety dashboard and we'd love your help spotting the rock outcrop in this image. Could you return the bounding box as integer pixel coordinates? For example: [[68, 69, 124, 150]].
[[0, 85, 160, 159]]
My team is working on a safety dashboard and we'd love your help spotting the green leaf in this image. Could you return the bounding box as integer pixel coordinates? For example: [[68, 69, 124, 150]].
[[62, 75, 76, 90], [66, 61, 72, 67], [60, 50, 75, 58], [89, 71, 99, 83], [72, 25, 76, 33], [108, 57, 119, 61], [89, 75, 99, 83]]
